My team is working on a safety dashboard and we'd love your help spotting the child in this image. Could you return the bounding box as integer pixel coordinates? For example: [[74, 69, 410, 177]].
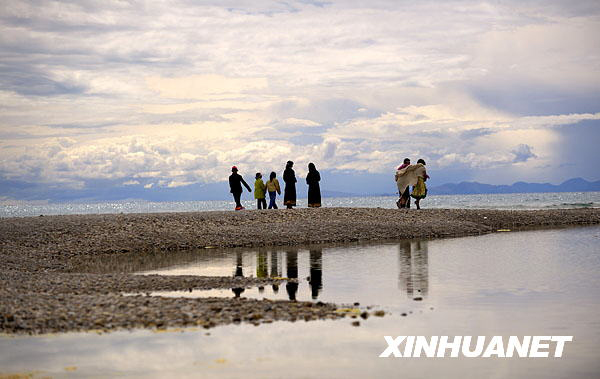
[[266, 171, 281, 209], [410, 159, 429, 210], [254, 173, 267, 209]]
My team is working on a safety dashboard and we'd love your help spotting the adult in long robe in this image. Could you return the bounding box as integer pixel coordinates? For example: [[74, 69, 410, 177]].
[[306, 162, 321, 208], [395, 163, 426, 208], [396, 158, 411, 208], [283, 161, 297, 209]]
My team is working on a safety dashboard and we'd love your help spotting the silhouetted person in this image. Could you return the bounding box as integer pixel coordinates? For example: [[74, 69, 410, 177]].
[[395, 158, 411, 209], [266, 172, 281, 209], [229, 166, 251, 210], [308, 249, 323, 299], [306, 163, 321, 208], [254, 173, 267, 209], [283, 161, 297, 209], [410, 159, 429, 210], [286, 250, 299, 300]]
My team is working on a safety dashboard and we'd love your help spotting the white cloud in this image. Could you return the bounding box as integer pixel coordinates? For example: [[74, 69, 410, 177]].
[[0, 0, 599, 194], [281, 118, 321, 127]]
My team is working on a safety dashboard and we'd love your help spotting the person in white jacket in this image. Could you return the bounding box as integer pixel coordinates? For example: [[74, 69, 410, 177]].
[[395, 161, 427, 208]]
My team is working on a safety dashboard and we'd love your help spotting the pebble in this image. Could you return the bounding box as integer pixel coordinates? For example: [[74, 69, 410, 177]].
[[1, 208, 597, 335]]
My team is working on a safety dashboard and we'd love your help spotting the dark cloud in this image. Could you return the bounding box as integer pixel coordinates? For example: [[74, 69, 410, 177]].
[[511, 144, 537, 163], [554, 120, 600, 180], [460, 128, 495, 139], [0, 65, 86, 96], [465, 81, 600, 117]]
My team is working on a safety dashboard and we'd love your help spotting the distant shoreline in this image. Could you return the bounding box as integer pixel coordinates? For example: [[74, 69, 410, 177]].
[[1, 191, 599, 219], [1, 208, 599, 335]]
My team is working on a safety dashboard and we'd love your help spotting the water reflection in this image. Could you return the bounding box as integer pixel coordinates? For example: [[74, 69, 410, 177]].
[[270, 249, 281, 294], [149, 242, 430, 303], [308, 249, 323, 299], [398, 240, 429, 301], [232, 252, 245, 297], [286, 250, 299, 301], [5, 227, 600, 378], [77, 238, 432, 303]]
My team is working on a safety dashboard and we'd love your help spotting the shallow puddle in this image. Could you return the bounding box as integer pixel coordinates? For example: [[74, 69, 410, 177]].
[[134, 240, 433, 308], [2, 226, 600, 378]]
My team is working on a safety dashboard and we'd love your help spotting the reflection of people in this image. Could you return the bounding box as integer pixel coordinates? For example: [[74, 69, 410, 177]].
[[410, 159, 429, 210], [232, 251, 245, 297], [232, 287, 245, 297], [285, 250, 298, 300], [283, 161, 297, 209], [257, 249, 268, 278], [306, 163, 322, 208], [398, 240, 429, 300], [308, 249, 323, 299], [234, 251, 244, 277], [229, 166, 252, 210], [270, 250, 281, 293], [395, 158, 411, 208]]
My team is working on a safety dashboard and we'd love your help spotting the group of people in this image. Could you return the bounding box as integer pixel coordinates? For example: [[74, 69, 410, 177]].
[[395, 157, 429, 209], [229, 157, 429, 211], [228, 161, 321, 210]]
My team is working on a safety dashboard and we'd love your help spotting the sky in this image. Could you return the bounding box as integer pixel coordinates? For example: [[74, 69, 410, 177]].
[[1, 0, 599, 201]]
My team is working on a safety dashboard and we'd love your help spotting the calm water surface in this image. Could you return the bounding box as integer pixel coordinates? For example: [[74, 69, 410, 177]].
[[1, 191, 599, 217], [1, 226, 599, 378]]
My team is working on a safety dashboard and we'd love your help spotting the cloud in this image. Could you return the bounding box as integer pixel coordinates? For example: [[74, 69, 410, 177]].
[[281, 118, 321, 127], [145, 75, 268, 100], [511, 144, 537, 163], [0, 0, 599, 199]]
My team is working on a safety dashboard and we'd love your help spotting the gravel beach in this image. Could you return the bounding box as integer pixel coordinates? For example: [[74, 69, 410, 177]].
[[1, 207, 599, 334]]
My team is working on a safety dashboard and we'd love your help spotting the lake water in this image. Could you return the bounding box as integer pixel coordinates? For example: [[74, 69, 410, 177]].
[[1, 226, 599, 378], [1, 191, 599, 217]]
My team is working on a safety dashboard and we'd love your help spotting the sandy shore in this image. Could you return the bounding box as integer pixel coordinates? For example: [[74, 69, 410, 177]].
[[1, 207, 599, 334]]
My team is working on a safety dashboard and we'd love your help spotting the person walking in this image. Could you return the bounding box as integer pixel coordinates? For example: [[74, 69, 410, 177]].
[[306, 162, 321, 208], [254, 172, 267, 209], [283, 161, 297, 209], [395, 158, 411, 208], [410, 159, 429, 210], [229, 166, 251, 210], [266, 171, 281, 209]]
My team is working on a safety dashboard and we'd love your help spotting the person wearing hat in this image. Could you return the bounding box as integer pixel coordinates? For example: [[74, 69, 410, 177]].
[[229, 166, 252, 210]]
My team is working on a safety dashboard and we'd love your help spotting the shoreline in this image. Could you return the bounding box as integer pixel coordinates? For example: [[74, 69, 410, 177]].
[[1, 208, 599, 335]]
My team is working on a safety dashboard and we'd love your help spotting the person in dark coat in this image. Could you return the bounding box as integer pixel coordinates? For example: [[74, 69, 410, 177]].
[[283, 161, 297, 209], [306, 162, 321, 208], [229, 166, 251, 210]]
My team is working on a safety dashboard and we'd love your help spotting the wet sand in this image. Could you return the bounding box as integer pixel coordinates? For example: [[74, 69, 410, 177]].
[[1, 208, 599, 334]]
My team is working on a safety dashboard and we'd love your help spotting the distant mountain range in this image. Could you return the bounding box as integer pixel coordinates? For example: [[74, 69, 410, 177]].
[[428, 177, 600, 195]]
